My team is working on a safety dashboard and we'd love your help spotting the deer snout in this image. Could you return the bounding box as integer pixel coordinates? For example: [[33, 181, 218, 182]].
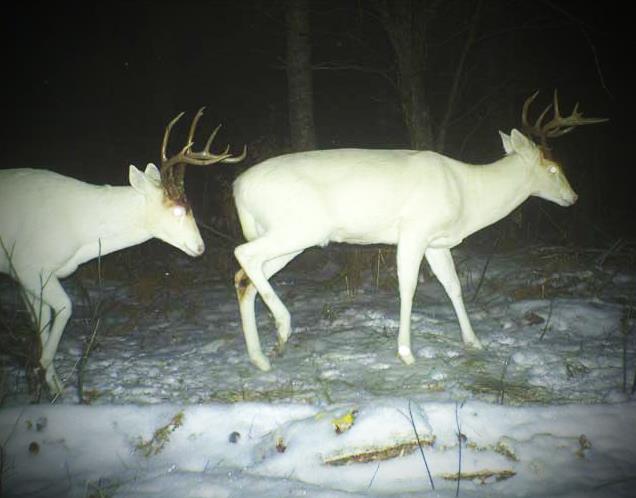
[[563, 188, 578, 206], [188, 240, 205, 257]]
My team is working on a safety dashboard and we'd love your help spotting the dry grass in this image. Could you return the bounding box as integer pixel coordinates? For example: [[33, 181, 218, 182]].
[[323, 436, 435, 466], [440, 469, 516, 483]]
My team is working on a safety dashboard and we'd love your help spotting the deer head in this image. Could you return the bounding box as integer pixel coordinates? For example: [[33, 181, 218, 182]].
[[131, 109, 246, 257], [513, 90, 608, 206]]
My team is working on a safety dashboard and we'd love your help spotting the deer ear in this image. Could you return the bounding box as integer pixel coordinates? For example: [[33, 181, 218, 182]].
[[144, 163, 161, 184], [509, 129, 540, 164], [509, 129, 531, 150], [499, 131, 513, 154], [129, 164, 153, 194]]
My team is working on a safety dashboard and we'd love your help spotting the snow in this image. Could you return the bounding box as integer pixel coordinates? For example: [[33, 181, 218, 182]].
[[1, 244, 636, 497]]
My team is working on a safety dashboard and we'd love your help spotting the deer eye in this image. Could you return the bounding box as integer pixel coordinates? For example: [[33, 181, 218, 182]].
[[548, 165, 558, 174], [172, 205, 186, 218]]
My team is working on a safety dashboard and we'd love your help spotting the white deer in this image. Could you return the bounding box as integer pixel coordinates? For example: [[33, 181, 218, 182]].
[[0, 108, 245, 394], [232, 91, 607, 371]]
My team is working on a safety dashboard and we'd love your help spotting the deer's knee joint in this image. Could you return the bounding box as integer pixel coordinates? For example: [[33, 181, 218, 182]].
[[234, 269, 251, 301]]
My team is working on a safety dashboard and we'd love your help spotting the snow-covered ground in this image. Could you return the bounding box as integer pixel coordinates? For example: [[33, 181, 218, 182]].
[[1, 244, 635, 497]]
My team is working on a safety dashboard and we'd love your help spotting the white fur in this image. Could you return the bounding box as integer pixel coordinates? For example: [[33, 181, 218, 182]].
[[0, 164, 205, 393], [233, 129, 577, 370]]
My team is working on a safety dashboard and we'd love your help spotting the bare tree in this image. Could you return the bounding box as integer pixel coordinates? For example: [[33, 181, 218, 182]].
[[285, 0, 316, 151], [374, 0, 438, 150], [435, 0, 482, 153], [375, 0, 482, 152]]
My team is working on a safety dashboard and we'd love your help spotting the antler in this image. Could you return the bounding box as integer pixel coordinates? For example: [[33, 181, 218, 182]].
[[521, 90, 608, 153], [160, 107, 247, 204]]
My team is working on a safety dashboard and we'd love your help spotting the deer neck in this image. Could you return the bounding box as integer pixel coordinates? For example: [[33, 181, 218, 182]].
[[457, 154, 533, 236], [84, 185, 152, 257]]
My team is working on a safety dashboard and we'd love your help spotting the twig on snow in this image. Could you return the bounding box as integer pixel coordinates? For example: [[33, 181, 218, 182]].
[[619, 307, 634, 394], [595, 238, 623, 268], [455, 401, 465, 497], [471, 233, 500, 303], [498, 356, 511, 405], [367, 462, 381, 489], [539, 300, 554, 341], [406, 399, 435, 491]]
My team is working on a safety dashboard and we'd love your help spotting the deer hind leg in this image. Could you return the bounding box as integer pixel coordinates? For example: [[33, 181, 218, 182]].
[[234, 239, 303, 371], [263, 252, 303, 347], [424, 248, 482, 349], [234, 268, 268, 370], [19, 272, 71, 394]]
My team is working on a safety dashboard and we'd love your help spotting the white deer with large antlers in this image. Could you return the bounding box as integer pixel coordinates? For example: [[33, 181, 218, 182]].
[[233, 91, 607, 371], [0, 109, 245, 394]]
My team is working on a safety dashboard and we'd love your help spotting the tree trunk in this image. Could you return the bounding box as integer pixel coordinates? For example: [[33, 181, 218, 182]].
[[285, 0, 316, 151], [375, 0, 436, 150], [435, 0, 482, 153], [396, 52, 434, 150]]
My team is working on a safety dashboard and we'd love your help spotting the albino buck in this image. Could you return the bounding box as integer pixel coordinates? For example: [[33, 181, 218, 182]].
[[233, 91, 607, 371], [0, 109, 245, 394]]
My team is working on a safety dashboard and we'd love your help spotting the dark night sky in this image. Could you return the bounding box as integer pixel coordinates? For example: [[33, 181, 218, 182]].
[[1, 1, 632, 238]]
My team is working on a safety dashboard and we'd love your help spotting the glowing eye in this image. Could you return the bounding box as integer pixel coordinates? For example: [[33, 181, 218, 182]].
[[548, 165, 558, 174], [172, 205, 186, 217]]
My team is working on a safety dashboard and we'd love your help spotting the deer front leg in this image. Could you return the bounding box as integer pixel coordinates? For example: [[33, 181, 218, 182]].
[[235, 268, 271, 371], [424, 248, 482, 349], [234, 239, 302, 371], [396, 238, 426, 365], [40, 277, 71, 394], [20, 272, 71, 394]]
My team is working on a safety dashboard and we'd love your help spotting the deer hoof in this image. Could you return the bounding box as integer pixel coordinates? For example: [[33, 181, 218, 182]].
[[466, 338, 483, 350], [276, 319, 291, 345], [45, 368, 64, 395], [398, 346, 415, 365], [274, 339, 286, 356], [251, 353, 272, 372]]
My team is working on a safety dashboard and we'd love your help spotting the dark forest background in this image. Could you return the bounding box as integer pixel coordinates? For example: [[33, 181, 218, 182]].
[[1, 1, 631, 249]]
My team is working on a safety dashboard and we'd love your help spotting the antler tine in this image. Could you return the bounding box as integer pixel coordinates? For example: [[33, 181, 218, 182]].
[[552, 89, 561, 122], [521, 90, 552, 144], [161, 111, 185, 165], [521, 90, 539, 133], [160, 107, 205, 172], [203, 123, 222, 155], [220, 145, 248, 163], [534, 102, 553, 133], [186, 107, 206, 149], [541, 90, 573, 138]]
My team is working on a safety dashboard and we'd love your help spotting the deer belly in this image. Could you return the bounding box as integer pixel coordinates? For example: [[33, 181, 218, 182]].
[[330, 223, 399, 245]]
